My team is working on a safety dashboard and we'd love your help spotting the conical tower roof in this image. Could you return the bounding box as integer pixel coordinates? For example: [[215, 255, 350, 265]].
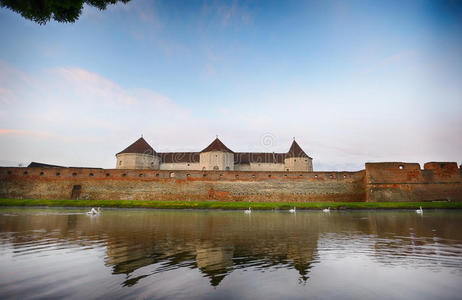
[[117, 137, 156, 155], [201, 138, 234, 153], [286, 140, 310, 158]]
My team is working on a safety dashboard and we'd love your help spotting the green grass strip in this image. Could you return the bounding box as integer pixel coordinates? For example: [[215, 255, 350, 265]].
[[0, 198, 461, 210]]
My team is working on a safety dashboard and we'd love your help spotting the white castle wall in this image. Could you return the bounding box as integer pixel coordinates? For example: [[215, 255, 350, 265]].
[[116, 153, 160, 170], [284, 157, 313, 172], [199, 151, 234, 171], [159, 162, 201, 170]]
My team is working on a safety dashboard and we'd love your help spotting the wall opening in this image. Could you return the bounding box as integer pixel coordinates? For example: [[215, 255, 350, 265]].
[[213, 166, 219, 170], [71, 185, 82, 200], [398, 165, 404, 170], [89, 173, 94, 177], [56, 172, 60, 176], [122, 173, 127, 177], [23, 171, 28, 175], [156, 173, 159, 177], [40, 172, 44, 176], [139, 173, 143, 177], [170, 172, 175, 178], [106, 173, 110, 177], [72, 172, 77, 177], [225, 166, 230, 171]]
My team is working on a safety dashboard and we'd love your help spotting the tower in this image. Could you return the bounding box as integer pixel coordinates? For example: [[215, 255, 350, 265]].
[[284, 139, 313, 171], [199, 138, 234, 171], [115, 137, 160, 169]]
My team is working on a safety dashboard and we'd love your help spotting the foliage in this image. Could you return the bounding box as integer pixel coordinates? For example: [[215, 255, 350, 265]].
[[0, 0, 130, 25], [1, 199, 461, 210]]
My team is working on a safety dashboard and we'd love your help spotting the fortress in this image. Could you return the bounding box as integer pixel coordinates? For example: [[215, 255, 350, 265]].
[[115, 137, 313, 172], [0, 136, 461, 203]]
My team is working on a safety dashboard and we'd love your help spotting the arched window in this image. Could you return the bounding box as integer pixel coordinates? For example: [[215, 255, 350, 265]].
[[225, 166, 230, 171], [213, 166, 219, 170]]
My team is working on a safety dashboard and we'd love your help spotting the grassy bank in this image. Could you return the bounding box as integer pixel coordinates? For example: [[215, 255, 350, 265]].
[[0, 198, 461, 210]]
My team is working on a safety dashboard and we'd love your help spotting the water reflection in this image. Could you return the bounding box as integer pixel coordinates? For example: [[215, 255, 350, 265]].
[[0, 209, 461, 299]]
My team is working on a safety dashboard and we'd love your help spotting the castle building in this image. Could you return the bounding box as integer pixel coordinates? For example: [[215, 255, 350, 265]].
[[116, 137, 313, 172]]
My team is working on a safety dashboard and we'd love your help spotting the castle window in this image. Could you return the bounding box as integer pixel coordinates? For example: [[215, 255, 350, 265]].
[[235, 175, 239, 179], [315, 175, 318, 178], [7, 171, 11, 175], [40, 172, 44, 176], [151, 162, 154, 167], [122, 173, 127, 177], [213, 166, 219, 170], [225, 166, 230, 171], [286, 169, 289, 172], [106, 173, 110, 177], [89, 173, 94, 177], [203, 173, 206, 177], [343, 175, 347, 179], [202, 167, 206, 171], [72, 172, 77, 177], [187, 163, 190, 166], [186, 173, 190, 177], [56, 172, 60, 176], [119, 161, 122, 166], [294, 159, 296, 162], [305, 159, 308, 162], [398, 165, 404, 170], [170, 172, 175, 178], [268, 174, 271, 178], [155, 173, 159, 177], [139, 173, 143, 177], [329, 175, 333, 179], [23, 171, 28, 175]]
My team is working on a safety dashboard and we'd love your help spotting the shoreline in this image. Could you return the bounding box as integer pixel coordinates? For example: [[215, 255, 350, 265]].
[[1, 199, 461, 210]]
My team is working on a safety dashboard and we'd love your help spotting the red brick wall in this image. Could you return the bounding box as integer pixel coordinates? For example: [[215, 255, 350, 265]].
[[0, 167, 366, 202], [365, 162, 462, 202]]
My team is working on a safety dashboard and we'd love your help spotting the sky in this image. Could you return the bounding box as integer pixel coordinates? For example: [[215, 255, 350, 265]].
[[0, 0, 461, 170]]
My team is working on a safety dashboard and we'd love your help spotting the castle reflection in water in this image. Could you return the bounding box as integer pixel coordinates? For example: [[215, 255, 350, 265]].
[[1, 209, 461, 288]]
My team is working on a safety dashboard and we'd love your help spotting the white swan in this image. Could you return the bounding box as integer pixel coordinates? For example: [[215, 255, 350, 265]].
[[322, 207, 330, 213], [86, 207, 101, 215], [244, 207, 251, 214], [289, 207, 296, 213], [416, 206, 423, 214]]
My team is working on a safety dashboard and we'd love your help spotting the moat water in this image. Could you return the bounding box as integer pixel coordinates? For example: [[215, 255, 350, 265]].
[[0, 208, 461, 299]]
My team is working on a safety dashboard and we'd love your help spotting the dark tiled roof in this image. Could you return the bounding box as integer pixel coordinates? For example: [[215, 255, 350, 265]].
[[286, 140, 310, 158], [28, 162, 64, 168], [201, 138, 234, 153], [158, 152, 200, 163], [117, 137, 156, 155], [234, 152, 285, 164]]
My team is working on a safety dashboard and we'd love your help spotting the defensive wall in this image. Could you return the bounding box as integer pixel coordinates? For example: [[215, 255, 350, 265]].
[[0, 162, 460, 202]]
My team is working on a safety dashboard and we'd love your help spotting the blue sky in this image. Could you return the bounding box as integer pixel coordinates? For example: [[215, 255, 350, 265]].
[[0, 0, 461, 170]]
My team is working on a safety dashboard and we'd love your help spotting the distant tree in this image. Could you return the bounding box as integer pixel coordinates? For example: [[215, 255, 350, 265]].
[[0, 0, 130, 25]]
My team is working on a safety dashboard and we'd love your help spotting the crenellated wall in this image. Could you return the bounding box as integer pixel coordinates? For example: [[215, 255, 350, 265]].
[[0, 162, 460, 203]]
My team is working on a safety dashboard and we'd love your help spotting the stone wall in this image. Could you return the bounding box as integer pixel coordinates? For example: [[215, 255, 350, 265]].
[[0, 167, 366, 202], [365, 162, 462, 202], [1, 162, 461, 203]]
